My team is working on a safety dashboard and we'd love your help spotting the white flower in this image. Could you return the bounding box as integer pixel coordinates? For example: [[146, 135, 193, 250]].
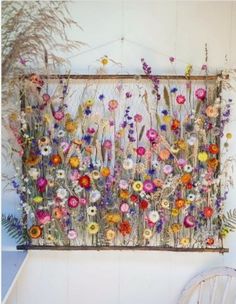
[[140, 191, 146, 198], [28, 168, 40, 180], [187, 193, 195, 201], [184, 164, 193, 173], [40, 145, 52, 156], [148, 211, 160, 223], [123, 158, 134, 170], [74, 186, 83, 195], [143, 229, 152, 240], [90, 190, 101, 203], [57, 130, 65, 138], [119, 179, 129, 190], [87, 206, 97, 216], [161, 200, 169, 209], [56, 188, 68, 199], [152, 160, 159, 169], [187, 136, 197, 146], [56, 170, 65, 179]]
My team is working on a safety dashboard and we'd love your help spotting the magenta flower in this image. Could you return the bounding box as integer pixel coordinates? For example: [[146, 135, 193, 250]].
[[143, 180, 155, 193], [79, 198, 88, 206], [183, 215, 196, 228], [67, 196, 80, 208], [195, 88, 206, 101], [176, 95, 186, 104], [146, 128, 158, 142], [53, 110, 64, 121], [103, 139, 112, 150], [36, 210, 51, 225], [36, 177, 47, 192], [136, 146, 146, 156], [42, 93, 50, 102]]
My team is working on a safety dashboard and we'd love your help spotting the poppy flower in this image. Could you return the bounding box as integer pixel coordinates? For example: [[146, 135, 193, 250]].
[[28, 225, 42, 239], [180, 173, 192, 184], [119, 220, 132, 236], [25, 154, 41, 167], [130, 194, 138, 203], [171, 119, 180, 130], [78, 175, 91, 189], [206, 237, 214, 245], [203, 206, 213, 218], [139, 199, 149, 210]]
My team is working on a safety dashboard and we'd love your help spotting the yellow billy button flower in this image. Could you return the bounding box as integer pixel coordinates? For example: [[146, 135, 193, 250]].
[[69, 156, 80, 168], [84, 99, 95, 107], [87, 222, 100, 235], [101, 56, 109, 65], [33, 196, 43, 204], [198, 151, 208, 162], [171, 208, 179, 217], [132, 181, 143, 192], [162, 115, 171, 123], [226, 133, 232, 140], [143, 229, 152, 240], [180, 237, 190, 247], [106, 229, 116, 241]]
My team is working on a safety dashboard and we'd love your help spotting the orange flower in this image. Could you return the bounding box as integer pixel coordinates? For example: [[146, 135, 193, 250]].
[[119, 220, 132, 236], [51, 154, 62, 166], [159, 149, 170, 160], [177, 139, 187, 150], [105, 213, 122, 224], [208, 144, 219, 154], [120, 190, 129, 199], [175, 199, 186, 209], [25, 154, 41, 167], [28, 225, 42, 239], [180, 173, 192, 184], [101, 167, 110, 177], [65, 120, 77, 133], [78, 175, 91, 189], [203, 206, 214, 218], [52, 207, 63, 219], [153, 178, 163, 188], [171, 119, 180, 130], [207, 158, 219, 170], [85, 145, 93, 154], [69, 156, 80, 168], [205, 105, 218, 118], [171, 223, 181, 233]]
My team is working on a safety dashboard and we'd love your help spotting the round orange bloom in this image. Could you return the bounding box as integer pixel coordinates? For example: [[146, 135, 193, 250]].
[[119, 220, 132, 236], [171, 119, 180, 130], [105, 213, 122, 224], [207, 158, 219, 170], [171, 223, 181, 233], [120, 190, 129, 200], [177, 139, 187, 150], [205, 105, 218, 118], [180, 173, 192, 184], [78, 175, 91, 189], [69, 156, 80, 168], [100, 167, 110, 177], [28, 225, 42, 239], [208, 144, 219, 154], [52, 207, 63, 219], [175, 199, 186, 209], [51, 154, 62, 166], [203, 206, 214, 218], [153, 178, 163, 188], [159, 149, 170, 160], [108, 99, 118, 111]]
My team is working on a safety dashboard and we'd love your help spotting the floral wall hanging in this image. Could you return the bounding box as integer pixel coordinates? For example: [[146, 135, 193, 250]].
[[3, 60, 235, 251]]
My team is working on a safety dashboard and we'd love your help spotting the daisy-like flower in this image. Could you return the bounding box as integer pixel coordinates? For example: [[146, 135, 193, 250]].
[[87, 222, 100, 234], [90, 190, 101, 203], [56, 188, 68, 199], [87, 206, 97, 216], [152, 160, 159, 169], [180, 237, 190, 247], [123, 158, 134, 170], [28, 168, 40, 180], [163, 165, 173, 175], [91, 170, 100, 180], [40, 145, 52, 156], [184, 164, 193, 173], [56, 170, 65, 179], [187, 193, 195, 201], [161, 199, 169, 209], [132, 181, 143, 192], [57, 130, 65, 138], [68, 196, 80, 208], [143, 228, 152, 240], [148, 211, 160, 223]]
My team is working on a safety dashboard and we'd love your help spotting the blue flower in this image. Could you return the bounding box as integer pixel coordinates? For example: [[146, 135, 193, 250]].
[[83, 134, 92, 144], [161, 109, 168, 115], [84, 107, 92, 115], [99, 94, 105, 101], [170, 87, 178, 93], [160, 124, 167, 131]]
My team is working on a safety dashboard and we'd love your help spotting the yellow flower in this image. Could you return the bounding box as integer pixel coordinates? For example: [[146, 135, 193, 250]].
[[100, 167, 110, 177], [65, 120, 77, 133], [180, 237, 190, 247], [106, 229, 116, 241], [87, 222, 100, 235], [101, 56, 109, 65], [220, 227, 230, 238], [185, 64, 192, 78], [171, 223, 181, 233], [33, 196, 43, 204], [91, 170, 100, 180], [170, 146, 180, 154], [84, 99, 95, 107], [161, 200, 169, 209], [132, 181, 143, 192], [69, 156, 80, 168], [44, 114, 51, 124], [117, 129, 125, 138], [9, 113, 18, 121], [176, 139, 187, 150], [105, 213, 122, 224], [226, 133, 232, 140], [143, 229, 152, 240], [171, 208, 179, 217], [162, 115, 171, 123], [198, 151, 208, 162]]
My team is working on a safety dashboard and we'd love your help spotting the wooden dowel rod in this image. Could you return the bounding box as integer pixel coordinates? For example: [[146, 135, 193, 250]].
[[16, 245, 229, 253]]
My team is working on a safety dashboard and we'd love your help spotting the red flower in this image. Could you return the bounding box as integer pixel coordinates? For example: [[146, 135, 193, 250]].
[[208, 144, 219, 154], [171, 119, 180, 130], [119, 221, 132, 236], [203, 206, 213, 218], [130, 194, 138, 203], [176, 95, 186, 104], [78, 175, 91, 189], [139, 200, 148, 210]]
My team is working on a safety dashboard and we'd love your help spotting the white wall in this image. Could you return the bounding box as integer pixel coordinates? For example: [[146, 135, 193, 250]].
[[3, 1, 236, 303]]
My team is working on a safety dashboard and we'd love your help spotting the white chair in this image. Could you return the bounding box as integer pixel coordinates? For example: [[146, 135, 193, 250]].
[[178, 267, 236, 304]]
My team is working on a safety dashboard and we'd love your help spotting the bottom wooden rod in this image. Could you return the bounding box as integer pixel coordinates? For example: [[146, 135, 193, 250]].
[[16, 245, 229, 253]]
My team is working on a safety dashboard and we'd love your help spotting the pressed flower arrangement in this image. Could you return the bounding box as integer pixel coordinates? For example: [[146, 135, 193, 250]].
[[3, 58, 236, 250]]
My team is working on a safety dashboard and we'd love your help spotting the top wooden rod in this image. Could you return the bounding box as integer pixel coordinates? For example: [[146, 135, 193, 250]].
[[26, 74, 226, 81]]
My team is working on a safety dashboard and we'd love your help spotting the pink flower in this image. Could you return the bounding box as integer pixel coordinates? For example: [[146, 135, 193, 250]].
[[87, 128, 95, 134], [134, 114, 143, 123], [69, 170, 80, 181], [119, 179, 129, 190], [163, 165, 173, 175], [68, 229, 77, 240], [136, 146, 146, 156], [176, 95, 186, 104], [53, 111, 64, 121], [177, 158, 187, 168], [79, 198, 87, 206], [143, 180, 155, 193], [42, 93, 50, 102], [195, 88, 206, 101], [183, 215, 196, 228], [67, 196, 79, 208], [108, 99, 118, 111], [36, 177, 47, 192], [201, 64, 207, 71], [120, 203, 130, 213], [146, 128, 158, 142], [103, 139, 112, 150], [36, 210, 51, 225], [60, 142, 70, 153]]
